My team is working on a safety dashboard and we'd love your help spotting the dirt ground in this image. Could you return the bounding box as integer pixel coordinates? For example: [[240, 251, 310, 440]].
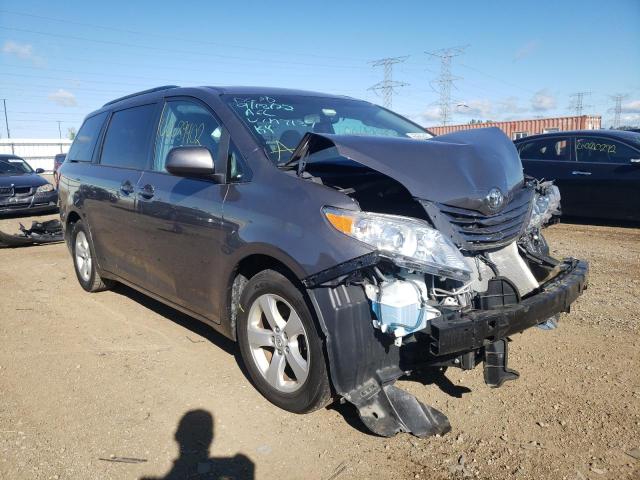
[[0, 210, 638, 480]]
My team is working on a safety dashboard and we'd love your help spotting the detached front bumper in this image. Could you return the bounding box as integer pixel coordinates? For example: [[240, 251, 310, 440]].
[[429, 259, 589, 356], [0, 191, 58, 216], [307, 256, 588, 438]]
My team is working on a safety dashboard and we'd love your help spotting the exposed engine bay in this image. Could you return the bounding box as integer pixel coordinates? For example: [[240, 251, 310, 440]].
[[292, 131, 564, 342], [315, 174, 562, 344], [290, 129, 587, 438]]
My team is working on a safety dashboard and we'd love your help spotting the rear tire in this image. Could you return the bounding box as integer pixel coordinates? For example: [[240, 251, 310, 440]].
[[71, 220, 113, 292], [237, 269, 332, 413]]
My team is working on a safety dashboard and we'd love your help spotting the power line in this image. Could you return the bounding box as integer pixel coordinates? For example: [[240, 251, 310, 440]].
[[5, 119, 77, 123], [0, 82, 131, 96], [569, 91, 591, 116], [2, 72, 153, 88], [425, 46, 468, 126], [0, 26, 371, 72], [8, 111, 82, 115], [457, 61, 538, 95], [0, 8, 369, 63], [1, 62, 374, 88], [368, 56, 409, 108]]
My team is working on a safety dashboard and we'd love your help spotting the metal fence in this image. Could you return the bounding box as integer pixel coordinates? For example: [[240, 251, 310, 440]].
[[0, 139, 73, 172]]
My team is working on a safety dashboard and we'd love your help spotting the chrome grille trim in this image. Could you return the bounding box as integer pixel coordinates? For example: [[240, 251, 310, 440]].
[[421, 187, 534, 251]]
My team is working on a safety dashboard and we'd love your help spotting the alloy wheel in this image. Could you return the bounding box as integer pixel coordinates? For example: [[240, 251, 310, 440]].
[[246, 293, 310, 393], [75, 231, 92, 282]]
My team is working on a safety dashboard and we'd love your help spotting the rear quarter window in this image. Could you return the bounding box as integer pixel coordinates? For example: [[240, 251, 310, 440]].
[[66, 112, 108, 162], [100, 104, 157, 170]]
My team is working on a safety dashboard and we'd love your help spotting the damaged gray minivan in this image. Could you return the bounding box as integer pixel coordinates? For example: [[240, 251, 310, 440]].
[[58, 86, 588, 438]]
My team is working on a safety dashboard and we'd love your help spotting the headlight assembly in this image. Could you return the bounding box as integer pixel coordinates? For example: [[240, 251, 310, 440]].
[[323, 206, 471, 281], [528, 183, 560, 230], [36, 183, 54, 193]]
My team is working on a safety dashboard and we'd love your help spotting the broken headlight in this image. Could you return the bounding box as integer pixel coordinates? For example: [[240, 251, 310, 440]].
[[323, 207, 471, 281], [527, 182, 560, 231]]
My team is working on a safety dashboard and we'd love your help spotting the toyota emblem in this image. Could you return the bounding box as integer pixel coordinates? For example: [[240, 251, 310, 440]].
[[486, 188, 505, 212]]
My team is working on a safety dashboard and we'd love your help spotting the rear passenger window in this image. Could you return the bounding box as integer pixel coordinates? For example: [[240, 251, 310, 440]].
[[154, 100, 222, 172], [66, 112, 108, 162], [100, 104, 156, 169], [518, 138, 569, 161], [575, 138, 639, 164]]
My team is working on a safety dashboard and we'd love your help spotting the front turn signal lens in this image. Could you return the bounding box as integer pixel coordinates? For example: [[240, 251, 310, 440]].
[[324, 210, 355, 234]]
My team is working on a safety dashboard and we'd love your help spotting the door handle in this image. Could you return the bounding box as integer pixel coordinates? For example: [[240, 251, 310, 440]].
[[571, 171, 592, 176], [138, 184, 155, 200], [120, 180, 135, 195]]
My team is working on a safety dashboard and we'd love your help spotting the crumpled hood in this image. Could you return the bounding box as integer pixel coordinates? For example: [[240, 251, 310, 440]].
[[0, 173, 48, 189], [299, 127, 524, 213]]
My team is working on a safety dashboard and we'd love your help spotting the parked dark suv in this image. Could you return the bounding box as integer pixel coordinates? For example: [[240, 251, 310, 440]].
[[58, 86, 588, 438]]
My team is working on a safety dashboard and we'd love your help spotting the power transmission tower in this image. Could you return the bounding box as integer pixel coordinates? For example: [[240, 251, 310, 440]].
[[368, 56, 409, 109], [569, 91, 591, 116], [426, 46, 468, 126], [611, 94, 627, 129]]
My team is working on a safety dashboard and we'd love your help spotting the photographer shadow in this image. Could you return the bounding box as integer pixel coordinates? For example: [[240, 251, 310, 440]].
[[141, 409, 254, 480]]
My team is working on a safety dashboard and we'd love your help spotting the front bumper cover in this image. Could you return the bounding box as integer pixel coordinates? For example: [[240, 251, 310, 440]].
[[0, 190, 58, 215], [307, 257, 588, 438], [429, 259, 589, 356]]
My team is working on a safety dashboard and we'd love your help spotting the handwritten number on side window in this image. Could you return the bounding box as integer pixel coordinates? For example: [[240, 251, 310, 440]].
[[159, 121, 205, 146], [577, 141, 616, 154]]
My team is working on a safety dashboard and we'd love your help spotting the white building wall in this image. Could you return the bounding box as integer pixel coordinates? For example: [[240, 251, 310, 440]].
[[0, 139, 72, 172]]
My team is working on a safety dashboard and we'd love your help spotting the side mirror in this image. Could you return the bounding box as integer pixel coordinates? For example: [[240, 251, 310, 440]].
[[165, 146, 218, 178], [35, 168, 45, 174]]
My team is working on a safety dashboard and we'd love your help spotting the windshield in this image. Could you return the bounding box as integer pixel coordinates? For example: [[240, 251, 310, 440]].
[[0, 157, 33, 175], [223, 94, 431, 164]]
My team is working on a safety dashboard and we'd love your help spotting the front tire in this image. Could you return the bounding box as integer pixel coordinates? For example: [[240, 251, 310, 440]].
[[237, 270, 332, 413], [71, 221, 113, 292]]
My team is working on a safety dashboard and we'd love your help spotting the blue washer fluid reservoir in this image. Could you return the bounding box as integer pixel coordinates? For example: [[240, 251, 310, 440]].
[[365, 280, 441, 345]]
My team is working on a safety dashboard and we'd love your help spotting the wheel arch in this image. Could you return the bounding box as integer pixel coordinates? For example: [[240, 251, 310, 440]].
[[64, 209, 111, 280], [64, 209, 82, 249], [224, 251, 309, 341]]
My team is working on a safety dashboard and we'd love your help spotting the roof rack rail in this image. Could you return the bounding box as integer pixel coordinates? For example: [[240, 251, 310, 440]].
[[103, 85, 180, 107]]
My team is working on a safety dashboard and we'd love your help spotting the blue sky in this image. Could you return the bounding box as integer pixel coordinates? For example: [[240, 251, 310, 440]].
[[1, 0, 639, 138]]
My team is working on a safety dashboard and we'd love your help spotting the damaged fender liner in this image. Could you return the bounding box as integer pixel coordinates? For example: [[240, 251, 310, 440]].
[[429, 259, 589, 356], [306, 257, 588, 438], [306, 284, 452, 437]]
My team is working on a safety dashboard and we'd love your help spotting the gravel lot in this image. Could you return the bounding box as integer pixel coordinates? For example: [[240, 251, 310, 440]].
[[0, 211, 638, 480]]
